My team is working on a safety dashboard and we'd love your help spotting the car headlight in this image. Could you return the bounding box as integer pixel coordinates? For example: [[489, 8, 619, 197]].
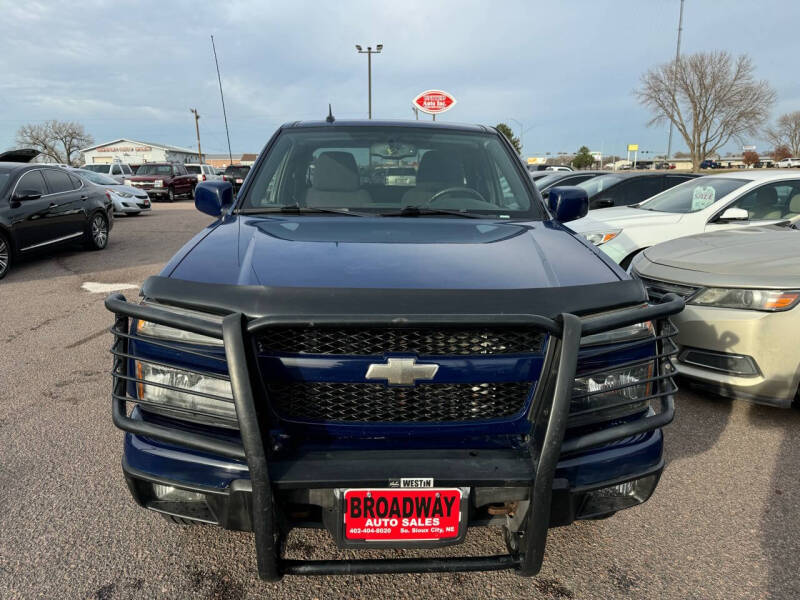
[[581, 230, 621, 246], [124, 179, 132, 185], [580, 320, 654, 346], [571, 362, 654, 423], [136, 304, 223, 346], [690, 288, 800, 312], [154, 179, 164, 188], [135, 360, 236, 422]]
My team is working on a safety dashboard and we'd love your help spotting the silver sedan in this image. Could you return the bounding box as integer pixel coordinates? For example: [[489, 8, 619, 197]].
[[70, 168, 152, 216], [632, 217, 800, 407]]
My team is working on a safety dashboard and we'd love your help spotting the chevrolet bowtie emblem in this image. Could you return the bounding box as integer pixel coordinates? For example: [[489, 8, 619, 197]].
[[365, 358, 439, 386]]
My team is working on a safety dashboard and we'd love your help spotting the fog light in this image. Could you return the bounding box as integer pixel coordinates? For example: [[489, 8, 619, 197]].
[[152, 484, 205, 503], [578, 474, 659, 518]]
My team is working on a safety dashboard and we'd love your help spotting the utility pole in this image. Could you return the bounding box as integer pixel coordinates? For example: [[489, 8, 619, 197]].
[[666, 0, 685, 161], [355, 44, 383, 119], [190, 108, 203, 162]]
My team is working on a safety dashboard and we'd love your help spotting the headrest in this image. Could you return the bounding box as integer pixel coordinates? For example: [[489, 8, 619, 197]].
[[755, 186, 777, 204], [313, 152, 360, 191], [789, 194, 800, 213], [417, 151, 464, 185]]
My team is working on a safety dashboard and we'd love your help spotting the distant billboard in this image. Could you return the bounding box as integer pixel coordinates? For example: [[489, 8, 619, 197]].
[[527, 157, 547, 165], [412, 90, 457, 115], [627, 144, 639, 152]]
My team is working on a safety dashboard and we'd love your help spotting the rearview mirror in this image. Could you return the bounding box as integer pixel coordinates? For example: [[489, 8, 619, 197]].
[[548, 186, 589, 223], [195, 181, 234, 217], [13, 190, 42, 202], [718, 207, 749, 221]]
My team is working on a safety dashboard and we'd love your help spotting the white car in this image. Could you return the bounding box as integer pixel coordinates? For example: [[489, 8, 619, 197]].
[[81, 161, 135, 183], [569, 171, 800, 268], [185, 163, 221, 183], [776, 157, 800, 168]]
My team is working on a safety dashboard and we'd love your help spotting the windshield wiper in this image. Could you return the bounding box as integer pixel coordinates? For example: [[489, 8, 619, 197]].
[[380, 205, 483, 219], [239, 204, 369, 217]]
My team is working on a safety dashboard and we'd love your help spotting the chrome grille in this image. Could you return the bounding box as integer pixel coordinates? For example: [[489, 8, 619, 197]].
[[638, 276, 700, 302]]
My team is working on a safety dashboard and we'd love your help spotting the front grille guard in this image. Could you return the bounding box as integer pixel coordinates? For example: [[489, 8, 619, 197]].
[[106, 293, 684, 580]]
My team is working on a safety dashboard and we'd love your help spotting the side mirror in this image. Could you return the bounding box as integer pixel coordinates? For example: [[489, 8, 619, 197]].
[[548, 186, 589, 223], [13, 190, 42, 202], [195, 181, 234, 217], [718, 207, 749, 221]]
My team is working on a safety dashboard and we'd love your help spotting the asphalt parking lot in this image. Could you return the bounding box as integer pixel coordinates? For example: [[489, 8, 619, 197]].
[[0, 203, 798, 600]]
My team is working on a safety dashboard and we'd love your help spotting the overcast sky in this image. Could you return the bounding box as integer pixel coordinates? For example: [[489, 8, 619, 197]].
[[2, 0, 799, 159]]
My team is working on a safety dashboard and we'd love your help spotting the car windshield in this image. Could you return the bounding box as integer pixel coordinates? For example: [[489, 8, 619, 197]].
[[82, 164, 109, 173], [75, 170, 117, 185], [577, 174, 622, 198], [240, 126, 542, 218], [137, 165, 173, 175], [534, 173, 567, 189], [640, 177, 749, 213], [225, 166, 250, 176]]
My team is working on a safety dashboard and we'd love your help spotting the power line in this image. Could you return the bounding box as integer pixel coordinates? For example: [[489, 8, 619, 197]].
[[211, 35, 233, 165]]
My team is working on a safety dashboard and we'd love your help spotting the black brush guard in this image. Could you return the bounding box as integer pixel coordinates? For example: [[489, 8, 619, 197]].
[[106, 291, 683, 580]]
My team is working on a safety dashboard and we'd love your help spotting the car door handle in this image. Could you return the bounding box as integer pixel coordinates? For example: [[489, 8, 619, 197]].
[[80, 195, 88, 200], [48, 202, 57, 208]]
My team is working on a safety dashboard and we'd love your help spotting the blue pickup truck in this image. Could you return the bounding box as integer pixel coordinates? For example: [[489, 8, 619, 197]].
[[106, 120, 683, 581]]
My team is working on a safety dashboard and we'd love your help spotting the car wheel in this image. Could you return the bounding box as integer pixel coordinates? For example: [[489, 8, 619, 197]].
[[85, 212, 109, 250], [189, 185, 195, 200], [168, 187, 175, 202], [0, 231, 12, 280]]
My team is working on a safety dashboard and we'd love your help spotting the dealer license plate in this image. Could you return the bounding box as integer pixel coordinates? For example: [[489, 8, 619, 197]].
[[343, 488, 462, 542]]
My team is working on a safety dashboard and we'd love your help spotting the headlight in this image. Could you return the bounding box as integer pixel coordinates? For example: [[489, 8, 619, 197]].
[[571, 362, 654, 423], [136, 305, 223, 346], [135, 360, 236, 422], [124, 179, 132, 185], [581, 230, 621, 246], [690, 288, 800, 312], [580, 319, 654, 346], [154, 179, 164, 188]]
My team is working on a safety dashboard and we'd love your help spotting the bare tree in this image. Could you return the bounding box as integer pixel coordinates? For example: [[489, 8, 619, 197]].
[[772, 144, 791, 161], [742, 150, 759, 167], [15, 120, 93, 166], [636, 51, 775, 169], [765, 111, 800, 157]]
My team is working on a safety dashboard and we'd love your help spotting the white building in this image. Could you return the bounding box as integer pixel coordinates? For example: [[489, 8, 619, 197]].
[[80, 138, 201, 166]]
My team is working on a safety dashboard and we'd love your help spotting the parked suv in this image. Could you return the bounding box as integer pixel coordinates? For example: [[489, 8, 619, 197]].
[[105, 120, 683, 581], [776, 157, 800, 168], [185, 163, 221, 183], [82, 160, 135, 183], [127, 162, 196, 201], [221, 164, 251, 194]]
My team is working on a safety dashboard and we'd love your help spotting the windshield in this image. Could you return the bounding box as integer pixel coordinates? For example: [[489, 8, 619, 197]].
[[137, 164, 173, 175], [640, 177, 749, 213], [577, 174, 623, 198], [82, 164, 109, 173], [240, 126, 542, 218], [534, 173, 567, 189], [75, 170, 117, 185], [225, 166, 250, 177]]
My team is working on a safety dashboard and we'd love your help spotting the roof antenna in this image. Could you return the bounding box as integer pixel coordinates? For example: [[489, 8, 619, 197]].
[[326, 104, 335, 123]]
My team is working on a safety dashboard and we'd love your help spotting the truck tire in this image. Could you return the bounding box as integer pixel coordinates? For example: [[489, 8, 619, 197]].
[[161, 513, 202, 526], [0, 231, 11, 280], [189, 185, 195, 200], [167, 187, 175, 202], [84, 212, 109, 251]]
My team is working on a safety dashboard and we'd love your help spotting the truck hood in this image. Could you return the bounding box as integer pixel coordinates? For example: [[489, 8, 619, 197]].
[[569, 206, 683, 232], [643, 226, 800, 282], [168, 216, 622, 289]]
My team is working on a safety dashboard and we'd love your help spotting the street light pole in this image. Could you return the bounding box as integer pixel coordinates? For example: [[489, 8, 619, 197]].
[[356, 44, 383, 119], [666, 0, 685, 160]]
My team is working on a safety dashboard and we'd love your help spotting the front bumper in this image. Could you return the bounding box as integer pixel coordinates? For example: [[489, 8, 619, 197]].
[[105, 285, 682, 579], [672, 304, 800, 407]]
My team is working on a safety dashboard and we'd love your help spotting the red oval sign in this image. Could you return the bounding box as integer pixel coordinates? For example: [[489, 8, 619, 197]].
[[413, 90, 457, 115]]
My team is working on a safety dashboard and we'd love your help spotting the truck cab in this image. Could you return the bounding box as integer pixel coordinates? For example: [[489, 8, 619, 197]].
[[106, 120, 682, 581]]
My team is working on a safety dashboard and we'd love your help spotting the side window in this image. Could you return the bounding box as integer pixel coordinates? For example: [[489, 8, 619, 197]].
[[68, 174, 83, 189], [15, 170, 48, 196], [42, 169, 75, 194], [112, 165, 122, 175], [727, 182, 795, 220], [563, 175, 593, 186], [622, 177, 663, 205], [121, 164, 132, 175]]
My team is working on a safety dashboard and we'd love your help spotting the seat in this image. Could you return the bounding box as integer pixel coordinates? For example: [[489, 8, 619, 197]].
[[400, 151, 465, 206], [786, 193, 800, 216], [305, 152, 371, 207], [749, 187, 782, 220]]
